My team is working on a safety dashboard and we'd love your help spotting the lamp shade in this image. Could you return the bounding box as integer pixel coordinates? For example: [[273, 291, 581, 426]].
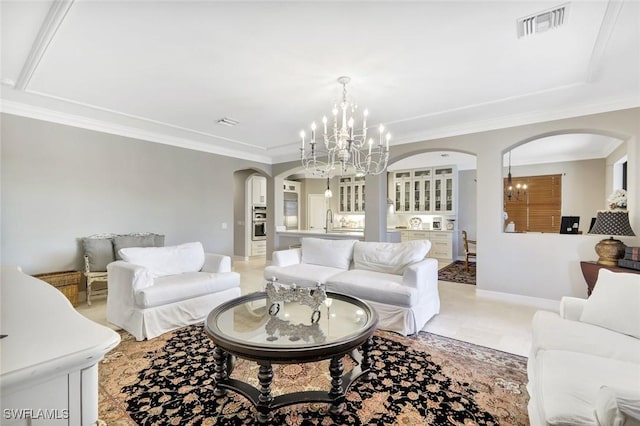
[[589, 210, 636, 236]]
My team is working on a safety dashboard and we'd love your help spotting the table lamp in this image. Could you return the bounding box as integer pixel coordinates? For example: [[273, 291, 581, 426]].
[[588, 210, 636, 266]]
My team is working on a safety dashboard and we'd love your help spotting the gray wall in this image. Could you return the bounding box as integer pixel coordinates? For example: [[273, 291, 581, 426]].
[[1, 113, 270, 275], [457, 169, 477, 258]]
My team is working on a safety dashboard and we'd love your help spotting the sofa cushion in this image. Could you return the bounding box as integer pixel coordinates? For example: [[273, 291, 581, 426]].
[[301, 238, 357, 270], [264, 263, 345, 288], [353, 240, 431, 275], [83, 237, 115, 271], [135, 271, 240, 308], [532, 350, 640, 426], [580, 269, 640, 339], [114, 234, 158, 260], [119, 242, 205, 277], [595, 386, 640, 426], [326, 270, 417, 307]]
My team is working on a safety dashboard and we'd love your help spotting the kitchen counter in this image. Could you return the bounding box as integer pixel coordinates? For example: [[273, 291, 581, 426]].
[[275, 229, 402, 249], [277, 229, 364, 238]]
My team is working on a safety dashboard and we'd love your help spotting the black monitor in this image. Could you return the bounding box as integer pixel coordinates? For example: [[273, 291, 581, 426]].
[[560, 216, 580, 234]]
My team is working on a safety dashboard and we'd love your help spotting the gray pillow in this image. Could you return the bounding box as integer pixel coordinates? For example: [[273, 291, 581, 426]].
[[153, 234, 165, 247], [114, 235, 156, 260], [83, 238, 115, 272]]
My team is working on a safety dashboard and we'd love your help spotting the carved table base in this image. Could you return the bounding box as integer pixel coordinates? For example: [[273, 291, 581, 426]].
[[213, 338, 373, 424]]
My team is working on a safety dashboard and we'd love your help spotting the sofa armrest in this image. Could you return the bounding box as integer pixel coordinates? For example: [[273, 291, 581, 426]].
[[107, 261, 154, 294], [403, 258, 438, 290], [560, 296, 587, 320], [272, 248, 302, 267], [201, 253, 231, 273]]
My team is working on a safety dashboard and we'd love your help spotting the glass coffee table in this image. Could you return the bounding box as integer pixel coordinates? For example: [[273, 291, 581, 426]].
[[204, 291, 378, 424]]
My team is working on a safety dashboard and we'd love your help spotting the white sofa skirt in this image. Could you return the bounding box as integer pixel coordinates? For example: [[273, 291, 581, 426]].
[[110, 287, 241, 341]]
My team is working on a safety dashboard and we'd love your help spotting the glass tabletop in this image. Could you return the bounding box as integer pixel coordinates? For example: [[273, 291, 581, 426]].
[[206, 292, 376, 350]]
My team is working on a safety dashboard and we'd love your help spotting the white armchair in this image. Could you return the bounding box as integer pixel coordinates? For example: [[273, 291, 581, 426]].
[[107, 242, 241, 340]]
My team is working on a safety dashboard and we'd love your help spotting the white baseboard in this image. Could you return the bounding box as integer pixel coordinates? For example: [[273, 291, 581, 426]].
[[476, 289, 560, 312]]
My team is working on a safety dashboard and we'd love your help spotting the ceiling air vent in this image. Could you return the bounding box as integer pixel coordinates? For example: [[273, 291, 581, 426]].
[[517, 3, 568, 38], [216, 117, 240, 127]]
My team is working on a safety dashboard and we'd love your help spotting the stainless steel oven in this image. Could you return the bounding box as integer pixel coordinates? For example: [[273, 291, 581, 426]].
[[252, 206, 267, 241]]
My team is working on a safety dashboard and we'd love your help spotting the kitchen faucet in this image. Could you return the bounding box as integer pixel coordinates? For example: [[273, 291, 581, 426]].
[[325, 209, 333, 233]]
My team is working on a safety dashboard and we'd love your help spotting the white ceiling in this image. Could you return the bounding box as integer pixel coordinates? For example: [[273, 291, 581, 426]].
[[1, 1, 639, 165]]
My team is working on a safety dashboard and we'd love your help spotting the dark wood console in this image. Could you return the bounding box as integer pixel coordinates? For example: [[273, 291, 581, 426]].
[[579, 261, 640, 296]]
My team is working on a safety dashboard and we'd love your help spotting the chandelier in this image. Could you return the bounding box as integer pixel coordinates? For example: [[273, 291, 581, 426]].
[[300, 76, 390, 178], [505, 151, 527, 201]]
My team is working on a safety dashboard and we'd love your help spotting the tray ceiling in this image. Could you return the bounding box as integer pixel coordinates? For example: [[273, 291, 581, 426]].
[[1, 1, 638, 164]]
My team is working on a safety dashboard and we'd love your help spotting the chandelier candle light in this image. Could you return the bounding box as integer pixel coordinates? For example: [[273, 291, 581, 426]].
[[300, 76, 390, 178]]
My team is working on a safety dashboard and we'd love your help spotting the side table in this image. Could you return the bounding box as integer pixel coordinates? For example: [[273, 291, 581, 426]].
[[579, 261, 640, 296]]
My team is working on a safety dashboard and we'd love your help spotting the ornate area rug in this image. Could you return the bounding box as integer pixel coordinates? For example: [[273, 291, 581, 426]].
[[438, 260, 476, 285], [99, 324, 528, 425]]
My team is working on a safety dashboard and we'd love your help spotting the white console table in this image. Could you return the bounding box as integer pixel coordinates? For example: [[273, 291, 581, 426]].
[[0, 267, 121, 425]]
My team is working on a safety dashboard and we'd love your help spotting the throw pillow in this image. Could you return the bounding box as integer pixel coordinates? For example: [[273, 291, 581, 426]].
[[153, 234, 165, 247], [82, 238, 115, 272], [580, 269, 640, 339], [113, 234, 157, 260], [353, 240, 431, 275], [301, 238, 357, 270], [119, 242, 205, 277]]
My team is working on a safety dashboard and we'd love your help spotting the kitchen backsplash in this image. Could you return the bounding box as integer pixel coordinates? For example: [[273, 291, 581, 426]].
[[333, 213, 456, 230]]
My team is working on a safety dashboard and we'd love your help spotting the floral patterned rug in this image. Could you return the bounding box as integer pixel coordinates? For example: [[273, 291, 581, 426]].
[[438, 260, 476, 285], [99, 325, 528, 425]]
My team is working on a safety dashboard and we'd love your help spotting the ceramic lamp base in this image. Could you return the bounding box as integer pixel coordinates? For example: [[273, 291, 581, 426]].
[[595, 237, 626, 266]]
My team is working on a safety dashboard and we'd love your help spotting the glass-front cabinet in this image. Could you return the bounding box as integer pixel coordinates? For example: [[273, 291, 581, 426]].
[[391, 166, 456, 214], [433, 167, 455, 213], [338, 176, 365, 213], [393, 171, 412, 213]]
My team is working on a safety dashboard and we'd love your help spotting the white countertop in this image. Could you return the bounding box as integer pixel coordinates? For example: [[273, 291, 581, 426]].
[[391, 228, 457, 232], [277, 229, 364, 237], [277, 229, 402, 237]]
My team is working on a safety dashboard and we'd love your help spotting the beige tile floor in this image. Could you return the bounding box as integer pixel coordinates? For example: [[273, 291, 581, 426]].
[[76, 257, 538, 357]]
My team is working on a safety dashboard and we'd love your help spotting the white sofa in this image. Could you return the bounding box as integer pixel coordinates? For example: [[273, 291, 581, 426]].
[[107, 242, 241, 340], [527, 269, 640, 426], [264, 238, 439, 336]]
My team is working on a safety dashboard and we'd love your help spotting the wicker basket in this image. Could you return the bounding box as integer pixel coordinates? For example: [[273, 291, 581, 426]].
[[33, 270, 81, 307]]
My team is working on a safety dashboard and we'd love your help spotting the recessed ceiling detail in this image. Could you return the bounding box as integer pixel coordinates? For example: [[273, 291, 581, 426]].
[[518, 3, 569, 38], [0, 1, 637, 164]]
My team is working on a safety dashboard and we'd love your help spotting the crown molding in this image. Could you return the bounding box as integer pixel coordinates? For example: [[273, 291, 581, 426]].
[[391, 95, 640, 147], [0, 100, 273, 164], [587, 0, 625, 83], [14, 1, 75, 90]]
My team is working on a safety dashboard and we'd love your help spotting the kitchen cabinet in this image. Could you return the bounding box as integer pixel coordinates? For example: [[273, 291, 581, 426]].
[[251, 176, 267, 206], [283, 180, 301, 193], [339, 176, 365, 213], [251, 240, 266, 256], [393, 171, 412, 213], [400, 230, 454, 261], [391, 166, 457, 214], [433, 167, 455, 213]]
